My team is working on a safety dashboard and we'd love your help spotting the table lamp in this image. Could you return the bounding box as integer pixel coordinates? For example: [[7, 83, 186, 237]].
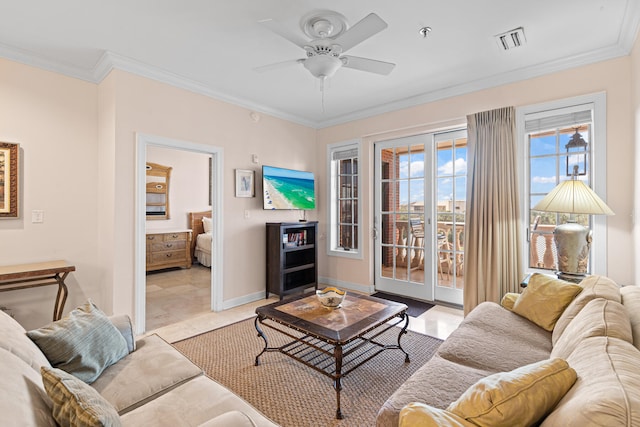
[[532, 165, 614, 282]]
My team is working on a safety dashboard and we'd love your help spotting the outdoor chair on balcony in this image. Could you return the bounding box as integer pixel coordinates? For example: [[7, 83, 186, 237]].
[[409, 218, 425, 270], [437, 230, 452, 280]]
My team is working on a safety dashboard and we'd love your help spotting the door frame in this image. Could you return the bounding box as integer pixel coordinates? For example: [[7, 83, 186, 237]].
[[134, 133, 224, 334]]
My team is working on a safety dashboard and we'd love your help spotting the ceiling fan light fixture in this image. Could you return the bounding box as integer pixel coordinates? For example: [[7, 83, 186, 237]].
[[303, 54, 342, 78]]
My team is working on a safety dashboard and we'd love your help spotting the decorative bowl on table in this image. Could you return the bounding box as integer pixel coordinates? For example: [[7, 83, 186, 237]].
[[316, 287, 346, 308]]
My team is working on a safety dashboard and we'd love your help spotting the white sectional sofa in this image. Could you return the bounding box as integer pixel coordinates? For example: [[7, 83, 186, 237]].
[[0, 305, 279, 426]]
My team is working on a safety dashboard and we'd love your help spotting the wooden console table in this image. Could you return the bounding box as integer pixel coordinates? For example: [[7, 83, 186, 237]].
[[0, 261, 76, 321]]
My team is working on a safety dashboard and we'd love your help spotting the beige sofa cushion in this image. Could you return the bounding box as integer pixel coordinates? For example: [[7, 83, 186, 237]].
[[621, 285, 640, 351], [399, 403, 475, 427], [0, 348, 57, 427], [552, 275, 621, 345], [512, 274, 582, 331], [120, 375, 279, 427], [542, 336, 640, 427], [376, 353, 494, 427], [447, 358, 576, 427], [437, 302, 552, 372], [551, 298, 633, 360], [0, 309, 51, 372], [91, 334, 203, 414], [196, 411, 258, 427]]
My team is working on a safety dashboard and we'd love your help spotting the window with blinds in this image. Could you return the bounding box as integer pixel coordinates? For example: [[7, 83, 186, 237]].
[[526, 103, 594, 272], [328, 141, 361, 257]]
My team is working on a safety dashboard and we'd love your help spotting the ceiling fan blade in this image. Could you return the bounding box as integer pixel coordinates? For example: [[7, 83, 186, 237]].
[[254, 59, 304, 73], [335, 13, 388, 52], [341, 55, 395, 75], [259, 18, 309, 49]]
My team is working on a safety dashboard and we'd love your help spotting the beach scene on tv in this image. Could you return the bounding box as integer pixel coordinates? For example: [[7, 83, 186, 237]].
[[263, 166, 316, 210]]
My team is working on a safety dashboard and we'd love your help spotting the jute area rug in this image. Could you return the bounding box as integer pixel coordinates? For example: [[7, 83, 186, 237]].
[[173, 318, 442, 427]]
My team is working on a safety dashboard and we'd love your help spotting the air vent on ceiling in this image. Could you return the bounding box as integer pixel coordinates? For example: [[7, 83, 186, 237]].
[[495, 27, 526, 51]]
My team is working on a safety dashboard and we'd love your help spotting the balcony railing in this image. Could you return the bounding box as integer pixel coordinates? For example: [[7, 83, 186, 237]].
[[388, 220, 557, 273]]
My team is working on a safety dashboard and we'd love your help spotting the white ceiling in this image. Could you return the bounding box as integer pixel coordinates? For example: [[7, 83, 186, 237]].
[[0, 1, 638, 128]]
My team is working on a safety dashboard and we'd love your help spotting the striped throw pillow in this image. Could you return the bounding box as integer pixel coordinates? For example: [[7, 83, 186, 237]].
[[41, 366, 121, 427], [28, 300, 129, 383]]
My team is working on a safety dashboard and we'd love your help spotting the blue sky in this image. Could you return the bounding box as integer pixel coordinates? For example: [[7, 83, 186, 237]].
[[530, 131, 589, 198], [396, 147, 467, 205]]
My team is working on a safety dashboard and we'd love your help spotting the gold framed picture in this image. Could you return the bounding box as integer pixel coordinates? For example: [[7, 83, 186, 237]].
[[0, 142, 18, 218]]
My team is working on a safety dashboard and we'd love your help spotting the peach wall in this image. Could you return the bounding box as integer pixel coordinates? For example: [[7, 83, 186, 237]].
[[317, 56, 635, 289], [107, 70, 317, 321], [97, 72, 117, 316], [632, 34, 640, 286], [0, 58, 101, 329]]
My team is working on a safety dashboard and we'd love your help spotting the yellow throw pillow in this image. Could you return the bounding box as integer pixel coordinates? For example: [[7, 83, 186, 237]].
[[447, 358, 577, 427], [41, 366, 122, 427], [400, 403, 475, 427], [500, 293, 519, 311], [512, 274, 582, 331]]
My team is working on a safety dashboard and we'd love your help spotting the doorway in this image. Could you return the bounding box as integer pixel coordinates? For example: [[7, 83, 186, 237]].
[[373, 129, 466, 306], [135, 133, 223, 334], [145, 146, 212, 330]]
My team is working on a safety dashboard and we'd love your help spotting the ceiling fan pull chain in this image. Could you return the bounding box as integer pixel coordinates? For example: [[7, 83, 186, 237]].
[[320, 77, 326, 113]]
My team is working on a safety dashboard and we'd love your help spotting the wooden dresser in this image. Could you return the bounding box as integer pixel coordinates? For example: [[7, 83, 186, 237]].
[[146, 230, 192, 272]]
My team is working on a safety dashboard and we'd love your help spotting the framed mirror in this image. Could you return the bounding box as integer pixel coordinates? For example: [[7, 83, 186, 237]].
[[146, 162, 171, 220]]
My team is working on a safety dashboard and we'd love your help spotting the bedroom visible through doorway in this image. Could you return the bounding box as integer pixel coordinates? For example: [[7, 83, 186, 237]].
[[145, 146, 213, 331]]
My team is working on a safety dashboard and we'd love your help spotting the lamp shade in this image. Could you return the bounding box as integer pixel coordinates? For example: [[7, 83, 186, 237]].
[[533, 179, 614, 215]]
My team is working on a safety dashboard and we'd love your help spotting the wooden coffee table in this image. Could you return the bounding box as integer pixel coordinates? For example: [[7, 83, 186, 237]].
[[254, 292, 409, 419]]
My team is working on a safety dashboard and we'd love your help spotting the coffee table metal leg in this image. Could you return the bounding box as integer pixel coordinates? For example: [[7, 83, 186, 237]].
[[254, 316, 269, 366], [334, 344, 344, 420], [397, 312, 410, 363]]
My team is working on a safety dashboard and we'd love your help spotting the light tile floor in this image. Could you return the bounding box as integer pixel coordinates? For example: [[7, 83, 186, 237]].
[[145, 265, 464, 343]]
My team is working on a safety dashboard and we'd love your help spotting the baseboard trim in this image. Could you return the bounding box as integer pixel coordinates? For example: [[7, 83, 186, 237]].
[[221, 290, 266, 311]]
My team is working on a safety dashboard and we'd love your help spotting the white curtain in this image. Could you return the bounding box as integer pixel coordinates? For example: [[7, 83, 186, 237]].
[[463, 106, 522, 315]]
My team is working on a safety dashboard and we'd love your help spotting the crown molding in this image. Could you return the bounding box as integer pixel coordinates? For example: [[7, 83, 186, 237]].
[[91, 51, 318, 128], [314, 42, 631, 128], [0, 42, 96, 82], [619, 0, 640, 52]]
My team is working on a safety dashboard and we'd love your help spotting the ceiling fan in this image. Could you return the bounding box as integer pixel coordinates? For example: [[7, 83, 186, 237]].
[[256, 10, 395, 81]]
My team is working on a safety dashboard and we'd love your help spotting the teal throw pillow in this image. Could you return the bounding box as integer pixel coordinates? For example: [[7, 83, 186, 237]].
[[28, 300, 129, 383]]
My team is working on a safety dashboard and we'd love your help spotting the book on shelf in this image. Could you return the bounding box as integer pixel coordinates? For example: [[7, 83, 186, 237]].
[[283, 231, 306, 248]]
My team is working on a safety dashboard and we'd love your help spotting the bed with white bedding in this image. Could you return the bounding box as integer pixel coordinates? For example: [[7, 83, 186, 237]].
[[189, 210, 212, 267]]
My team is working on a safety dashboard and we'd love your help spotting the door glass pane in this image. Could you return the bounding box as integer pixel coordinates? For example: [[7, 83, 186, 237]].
[[398, 181, 408, 211], [435, 135, 466, 292], [410, 144, 425, 178], [381, 214, 394, 245]]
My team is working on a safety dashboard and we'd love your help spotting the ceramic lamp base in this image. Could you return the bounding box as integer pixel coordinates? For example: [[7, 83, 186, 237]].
[[553, 221, 592, 279]]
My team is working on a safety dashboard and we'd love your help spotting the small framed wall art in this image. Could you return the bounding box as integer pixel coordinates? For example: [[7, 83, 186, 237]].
[[235, 169, 255, 198], [0, 142, 19, 218]]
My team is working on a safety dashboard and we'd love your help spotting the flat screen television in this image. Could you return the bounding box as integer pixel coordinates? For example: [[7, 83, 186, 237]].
[[262, 165, 316, 210]]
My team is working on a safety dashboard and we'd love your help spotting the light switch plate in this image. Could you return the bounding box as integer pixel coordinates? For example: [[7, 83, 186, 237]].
[[32, 210, 44, 223]]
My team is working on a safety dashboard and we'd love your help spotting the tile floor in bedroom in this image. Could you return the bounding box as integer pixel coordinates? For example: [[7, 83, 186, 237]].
[[145, 264, 464, 343]]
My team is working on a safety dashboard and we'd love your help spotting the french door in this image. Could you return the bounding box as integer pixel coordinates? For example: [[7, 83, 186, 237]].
[[374, 130, 466, 306]]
